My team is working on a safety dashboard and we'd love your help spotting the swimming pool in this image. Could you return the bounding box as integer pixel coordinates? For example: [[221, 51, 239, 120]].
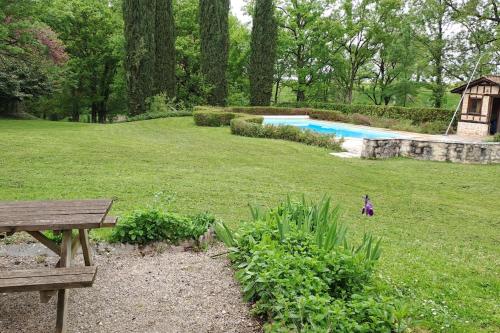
[[263, 117, 405, 139]]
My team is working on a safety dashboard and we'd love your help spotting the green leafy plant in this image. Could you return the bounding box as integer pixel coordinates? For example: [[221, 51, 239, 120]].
[[215, 196, 400, 332], [111, 208, 215, 245]]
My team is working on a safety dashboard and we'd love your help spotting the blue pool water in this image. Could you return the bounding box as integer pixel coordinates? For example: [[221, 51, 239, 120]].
[[263, 117, 404, 139]]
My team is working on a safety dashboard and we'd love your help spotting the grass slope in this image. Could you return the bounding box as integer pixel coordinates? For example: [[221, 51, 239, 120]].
[[0, 118, 498, 332]]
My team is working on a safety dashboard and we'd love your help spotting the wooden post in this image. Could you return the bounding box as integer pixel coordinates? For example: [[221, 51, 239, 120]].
[[56, 230, 72, 333]]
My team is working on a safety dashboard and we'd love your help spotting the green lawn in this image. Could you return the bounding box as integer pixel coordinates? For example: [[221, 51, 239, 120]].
[[0, 118, 498, 332]]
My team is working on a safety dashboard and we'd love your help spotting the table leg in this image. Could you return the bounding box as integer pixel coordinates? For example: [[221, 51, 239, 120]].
[[79, 229, 93, 266], [56, 230, 72, 333]]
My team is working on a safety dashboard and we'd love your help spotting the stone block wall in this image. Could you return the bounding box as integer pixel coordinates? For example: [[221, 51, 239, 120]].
[[457, 122, 490, 137], [361, 138, 500, 164]]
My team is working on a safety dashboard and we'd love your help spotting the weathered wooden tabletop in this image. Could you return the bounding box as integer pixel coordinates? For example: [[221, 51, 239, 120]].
[[0, 199, 113, 233], [0, 199, 115, 333]]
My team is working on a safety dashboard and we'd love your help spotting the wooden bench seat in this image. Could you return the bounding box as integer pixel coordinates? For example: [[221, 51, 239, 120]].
[[0, 266, 97, 293]]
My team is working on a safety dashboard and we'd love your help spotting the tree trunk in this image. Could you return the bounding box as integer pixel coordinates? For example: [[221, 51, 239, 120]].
[[296, 88, 305, 102], [432, 2, 445, 109], [296, 45, 306, 102], [71, 88, 80, 122], [0, 99, 19, 117], [97, 101, 107, 123], [91, 103, 98, 123], [274, 78, 281, 104], [71, 104, 80, 122]]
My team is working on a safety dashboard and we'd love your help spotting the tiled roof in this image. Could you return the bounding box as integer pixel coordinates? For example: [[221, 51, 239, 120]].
[[484, 75, 500, 84], [451, 75, 500, 93]]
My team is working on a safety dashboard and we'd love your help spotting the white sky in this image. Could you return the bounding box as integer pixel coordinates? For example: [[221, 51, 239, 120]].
[[231, 0, 251, 24]]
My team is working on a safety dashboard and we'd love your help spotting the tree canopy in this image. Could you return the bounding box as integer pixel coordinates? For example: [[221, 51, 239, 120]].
[[1, 0, 498, 120]]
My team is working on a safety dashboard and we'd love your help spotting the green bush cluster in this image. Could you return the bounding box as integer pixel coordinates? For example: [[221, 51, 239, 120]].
[[216, 197, 405, 332], [193, 110, 240, 126], [111, 208, 215, 245], [492, 133, 500, 142], [230, 117, 343, 151], [277, 101, 454, 124]]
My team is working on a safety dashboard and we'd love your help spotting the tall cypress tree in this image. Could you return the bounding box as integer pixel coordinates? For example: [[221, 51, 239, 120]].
[[199, 0, 230, 106], [154, 0, 176, 98], [123, 0, 156, 115], [249, 0, 278, 106]]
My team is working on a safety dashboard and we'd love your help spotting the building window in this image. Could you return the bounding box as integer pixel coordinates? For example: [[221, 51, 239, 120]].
[[468, 97, 482, 114]]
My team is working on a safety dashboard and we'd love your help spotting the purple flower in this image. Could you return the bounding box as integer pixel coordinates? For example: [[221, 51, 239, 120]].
[[362, 195, 374, 216]]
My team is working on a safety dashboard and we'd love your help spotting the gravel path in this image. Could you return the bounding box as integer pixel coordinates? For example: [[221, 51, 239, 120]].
[[0, 243, 261, 333]]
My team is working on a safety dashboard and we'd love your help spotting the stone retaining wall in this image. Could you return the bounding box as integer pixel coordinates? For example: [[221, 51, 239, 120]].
[[361, 138, 500, 164]]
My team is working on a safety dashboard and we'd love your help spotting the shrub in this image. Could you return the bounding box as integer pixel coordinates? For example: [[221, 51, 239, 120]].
[[215, 197, 403, 332], [230, 118, 343, 151], [193, 110, 240, 126], [309, 110, 349, 122], [418, 120, 451, 134], [350, 113, 372, 126], [491, 133, 500, 142], [111, 208, 215, 245]]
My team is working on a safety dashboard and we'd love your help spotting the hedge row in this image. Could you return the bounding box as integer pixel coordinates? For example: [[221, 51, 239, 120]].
[[230, 117, 343, 151], [193, 109, 240, 126], [193, 108, 343, 151], [276, 101, 454, 124]]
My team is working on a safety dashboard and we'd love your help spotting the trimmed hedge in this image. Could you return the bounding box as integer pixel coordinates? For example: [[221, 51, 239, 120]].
[[193, 110, 240, 126], [193, 107, 342, 150], [230, 117, 343, 151], [277, 101, 454, 124]]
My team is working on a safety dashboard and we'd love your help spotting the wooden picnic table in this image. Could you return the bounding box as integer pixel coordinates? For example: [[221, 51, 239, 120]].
[[0, 199, 116, 333]]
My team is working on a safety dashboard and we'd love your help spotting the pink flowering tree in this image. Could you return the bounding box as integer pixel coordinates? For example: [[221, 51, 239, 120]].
[[0, 5, 68, 115]]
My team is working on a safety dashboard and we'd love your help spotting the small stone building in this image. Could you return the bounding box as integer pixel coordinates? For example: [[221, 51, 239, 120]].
[[451, 75, 500, 136]]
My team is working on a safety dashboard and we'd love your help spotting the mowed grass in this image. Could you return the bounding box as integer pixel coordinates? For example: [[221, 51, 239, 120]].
[[0, 118, 498, 332]]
